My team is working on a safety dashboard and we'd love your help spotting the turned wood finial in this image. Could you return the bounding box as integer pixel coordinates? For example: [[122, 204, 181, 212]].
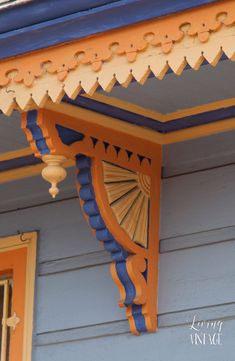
[[41, 155, 67, 198]]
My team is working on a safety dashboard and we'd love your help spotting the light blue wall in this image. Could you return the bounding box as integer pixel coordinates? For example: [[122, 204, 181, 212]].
[[1, 131, 235, 361]]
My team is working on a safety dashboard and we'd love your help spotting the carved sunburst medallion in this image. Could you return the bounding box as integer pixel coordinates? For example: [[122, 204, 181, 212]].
[[103, 161, 151, 248]]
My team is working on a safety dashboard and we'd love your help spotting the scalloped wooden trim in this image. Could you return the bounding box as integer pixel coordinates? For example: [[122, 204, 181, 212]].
[[21, 108, 161, 335], [0, 0, 235, 115]]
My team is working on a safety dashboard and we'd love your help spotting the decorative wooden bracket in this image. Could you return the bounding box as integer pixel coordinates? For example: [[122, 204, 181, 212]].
[[22, 108, 161, 335]]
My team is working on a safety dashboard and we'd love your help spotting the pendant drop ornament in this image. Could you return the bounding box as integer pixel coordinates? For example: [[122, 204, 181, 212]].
[[42, 155, 67, 198]]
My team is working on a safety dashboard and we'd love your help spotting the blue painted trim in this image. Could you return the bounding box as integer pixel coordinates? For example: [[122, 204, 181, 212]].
[[75, 153, 148, 332], [116, 261, 136, 306], [0, 1, 117, 34], [76, 154, 129, 263], [55, 124, 84, 145], [64, 96, 235, 134], [132, 304, 148, 333], [0, 154, 41, 172], [4, 99, 233, 172], [26, 111, 50, 155], [0, 0, 219, 60]]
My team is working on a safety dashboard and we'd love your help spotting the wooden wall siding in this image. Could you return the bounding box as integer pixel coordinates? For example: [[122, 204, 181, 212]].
[[0, 199, 102, 262], [0, 167, 77, 213], [0, 132, 235, 359], [163, 129, 235, 177], [33, 319, 235, 361]]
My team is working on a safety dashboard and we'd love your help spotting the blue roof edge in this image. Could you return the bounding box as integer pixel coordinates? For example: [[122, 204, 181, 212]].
[[0, 0, 220, 60]]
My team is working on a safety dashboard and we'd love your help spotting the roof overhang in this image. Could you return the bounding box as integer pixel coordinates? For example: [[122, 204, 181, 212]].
[[0, 0, 220, 59], [0, 0, 234, 124]]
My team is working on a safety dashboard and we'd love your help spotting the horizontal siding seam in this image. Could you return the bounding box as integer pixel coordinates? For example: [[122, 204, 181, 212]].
[[38, 225, 235, 275], [35, 302, 235, 346], [0, 195, 77, 215], [162, 161, 235, 179], [160, 224, 235, 253], [161, 237, 235, 254]]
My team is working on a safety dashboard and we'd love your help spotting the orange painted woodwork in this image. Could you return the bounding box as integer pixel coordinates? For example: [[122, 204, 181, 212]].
[[0, 248, 27, 361], [22, 108, 162, 335], [0, 0, 234, 87], [0, 0, 235, 115]]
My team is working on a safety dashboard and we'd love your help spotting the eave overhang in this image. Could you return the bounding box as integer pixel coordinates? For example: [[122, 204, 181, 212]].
[[0, 0, 234, 124], [0, 0, 221, 59]]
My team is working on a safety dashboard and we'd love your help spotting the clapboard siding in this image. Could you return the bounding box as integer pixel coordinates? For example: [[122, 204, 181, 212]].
[[159, 241, 235, 313], [34, 239, 235, 335], [35, 300, 235, 345], [163, 130, 235, 177], [36, 264, 123, 334], [0, 168, 77, 213], [33, 317, 235, 361], [38, 224, 235, 276], [1, 132, 235, 360], [0, 198, 102, 262], [39, 250, 111, 276], [160, 224, 235, 252], [161, 163, 235, 238]]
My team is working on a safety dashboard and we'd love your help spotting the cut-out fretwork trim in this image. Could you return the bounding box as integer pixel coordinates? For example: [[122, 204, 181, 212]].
[[1, 0, 235, 114]]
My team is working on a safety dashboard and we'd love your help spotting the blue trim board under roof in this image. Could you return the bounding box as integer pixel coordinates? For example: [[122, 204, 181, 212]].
[[0, 0, 220, 60], [0, 154, 41, 172], [2, 96, 235, 173], [63, 95, 235, 134]]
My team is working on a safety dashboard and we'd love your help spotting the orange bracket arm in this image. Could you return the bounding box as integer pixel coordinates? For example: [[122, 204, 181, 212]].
[[22, 108, 162, 334]]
